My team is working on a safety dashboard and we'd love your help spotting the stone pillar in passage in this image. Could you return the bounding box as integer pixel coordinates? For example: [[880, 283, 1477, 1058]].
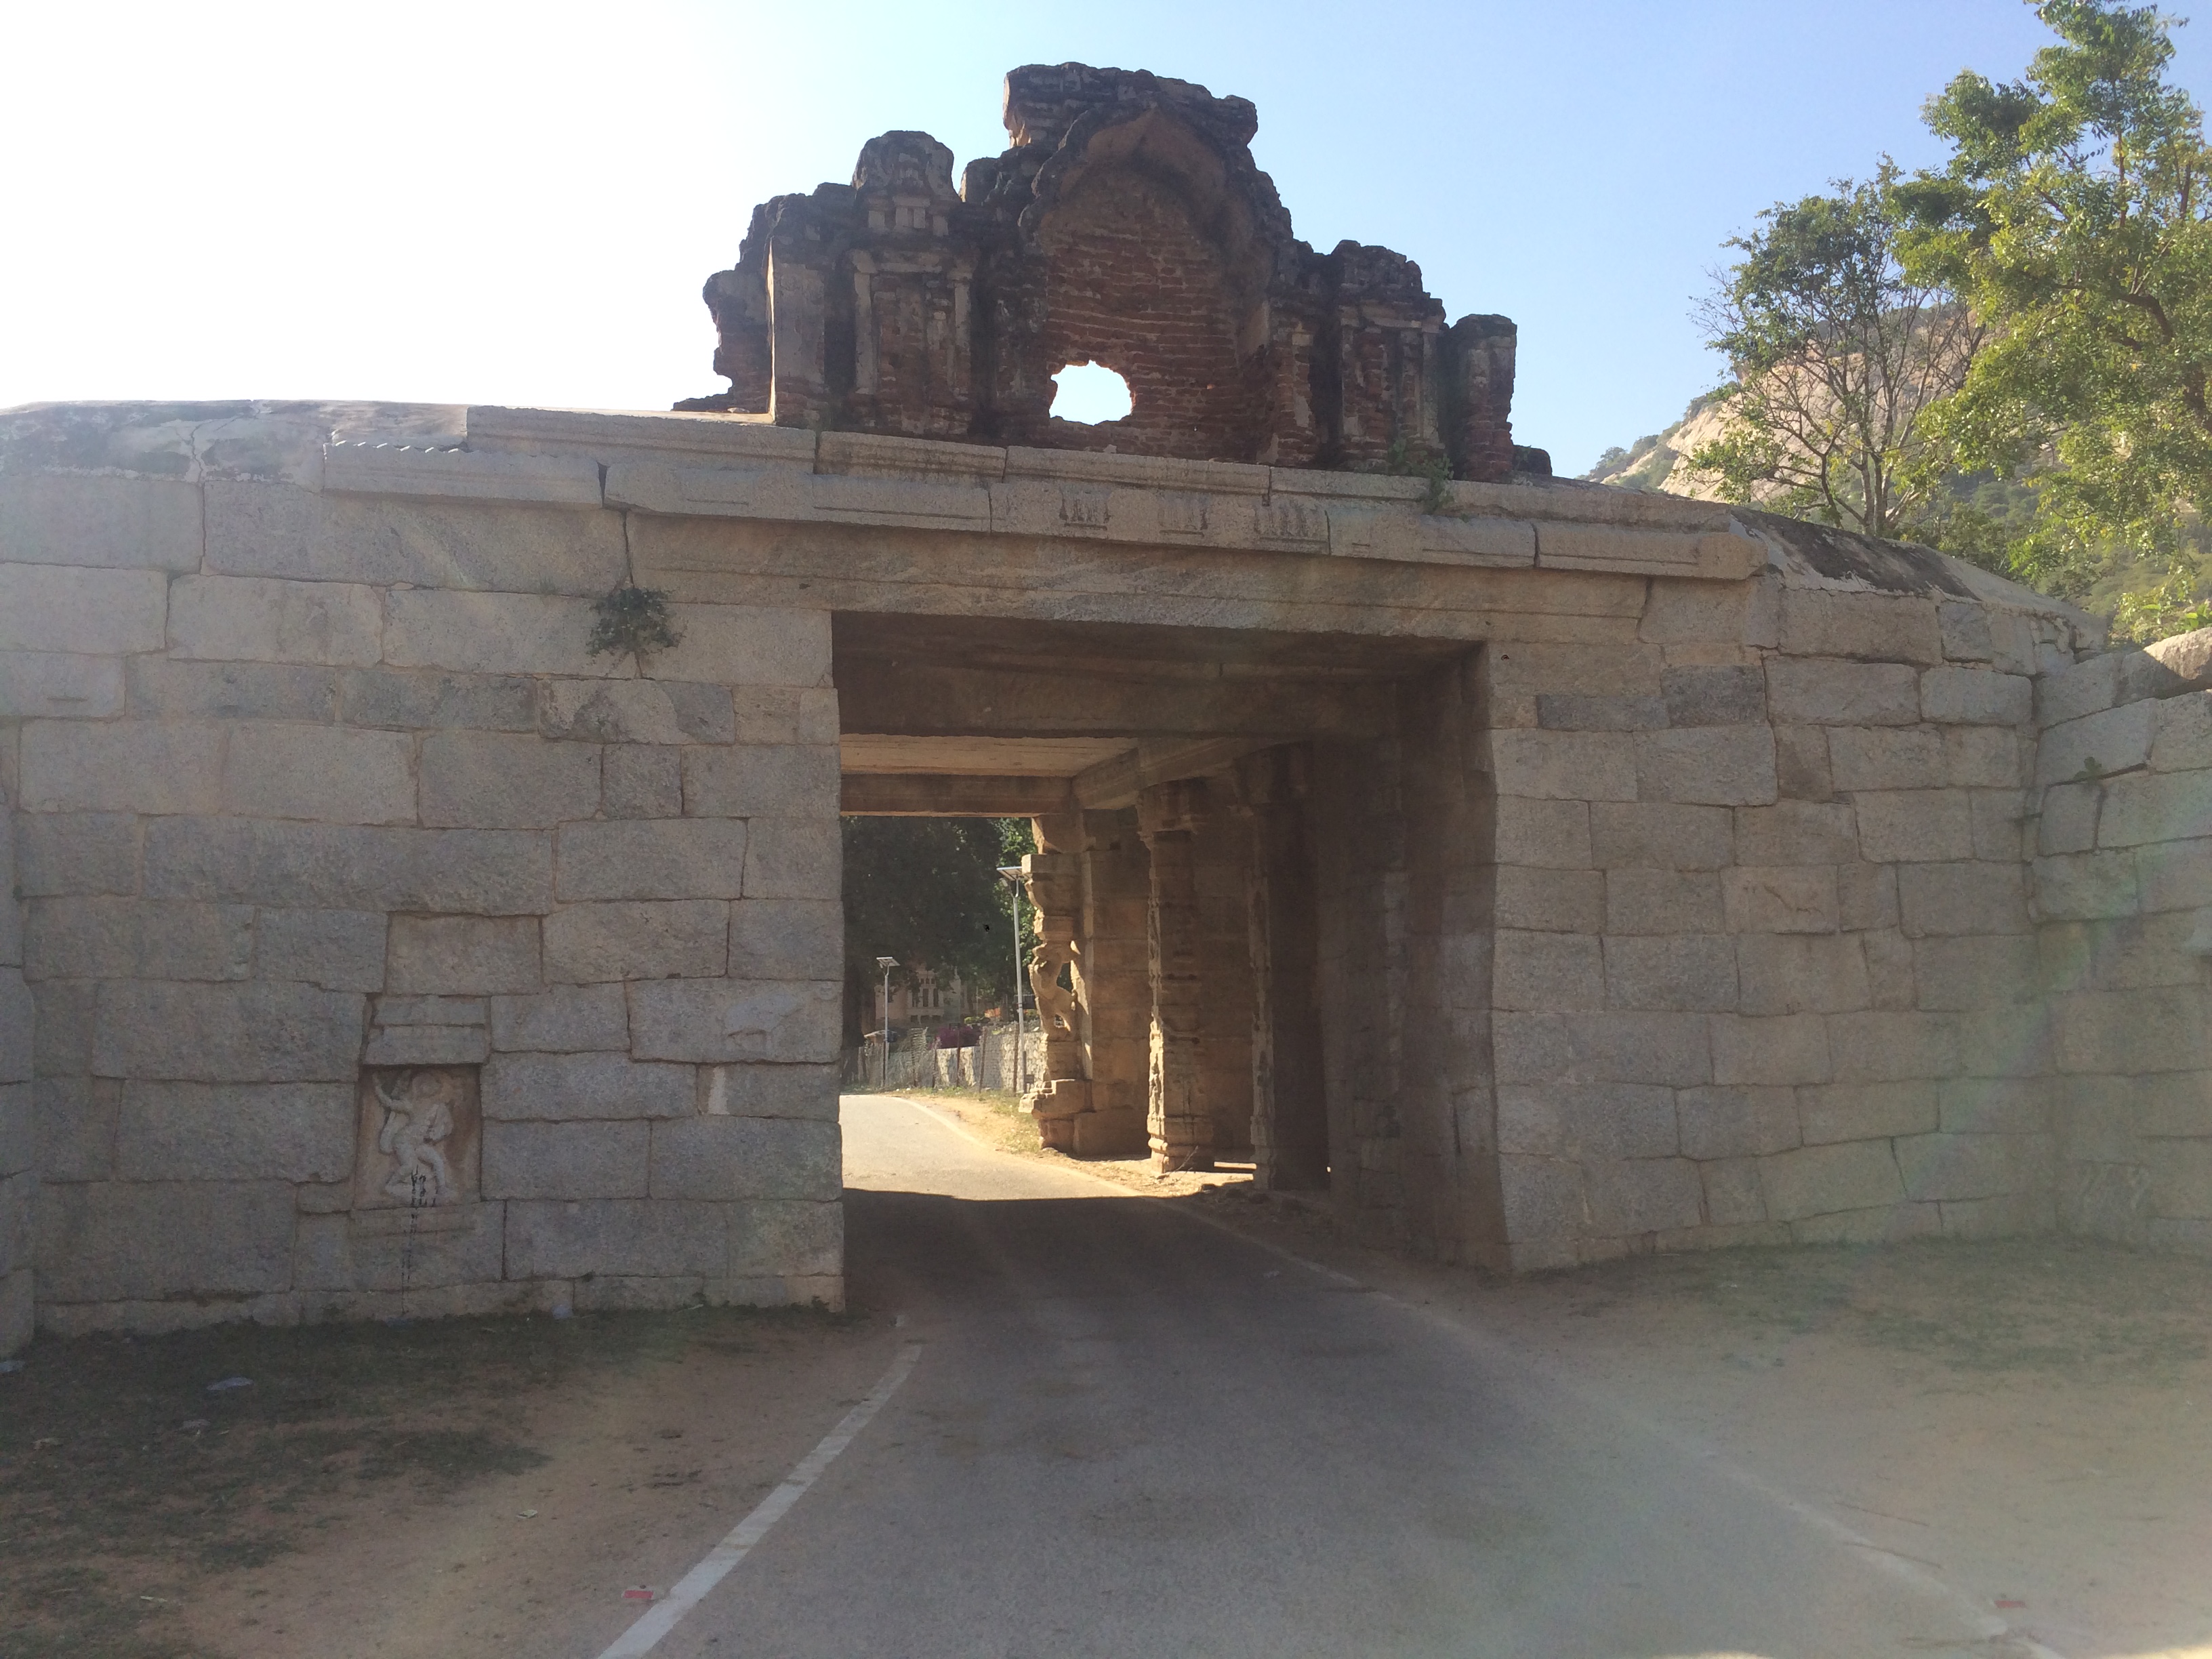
[[1018, 817, 1090, 1147], [1234, 748, 1330, 1191], [1073, 810, 1150, 1155], [1139, 779, 1211, 1171]]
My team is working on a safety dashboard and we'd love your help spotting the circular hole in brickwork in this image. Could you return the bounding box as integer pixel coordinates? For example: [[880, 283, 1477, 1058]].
[[1050, 361, 1133, 424]]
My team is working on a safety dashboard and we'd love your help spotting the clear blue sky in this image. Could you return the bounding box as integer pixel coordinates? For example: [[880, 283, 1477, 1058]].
[[6, 1, 2208, 473]]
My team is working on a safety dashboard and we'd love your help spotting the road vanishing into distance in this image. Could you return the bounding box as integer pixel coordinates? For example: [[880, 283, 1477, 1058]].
[[628, 1094, 2041, 1659]]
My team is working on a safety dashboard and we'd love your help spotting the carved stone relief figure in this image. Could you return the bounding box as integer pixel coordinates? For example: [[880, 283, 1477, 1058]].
[[355, 1067, 481, 1210]]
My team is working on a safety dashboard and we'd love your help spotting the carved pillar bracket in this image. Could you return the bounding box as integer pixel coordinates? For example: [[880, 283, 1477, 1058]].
[[1139, 779, 1212, 1171], [1019, 850, 1090, 1139]]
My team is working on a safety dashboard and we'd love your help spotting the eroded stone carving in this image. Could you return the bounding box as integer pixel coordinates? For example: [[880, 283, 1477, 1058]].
[[355, 1067, 480, 1209], [687, 63, 1532, 480]]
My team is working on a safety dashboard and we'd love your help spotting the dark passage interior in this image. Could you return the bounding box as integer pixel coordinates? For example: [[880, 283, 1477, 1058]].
[[833, 613, 1509, 1265]]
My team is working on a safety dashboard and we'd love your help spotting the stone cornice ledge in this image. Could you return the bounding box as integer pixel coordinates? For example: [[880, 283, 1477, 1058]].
[[323, 405, 1763, 581]]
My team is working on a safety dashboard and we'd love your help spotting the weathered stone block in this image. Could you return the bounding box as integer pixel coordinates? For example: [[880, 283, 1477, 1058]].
[[1826, 1010, 1961, 1082], [384, 589, 615, 678], [1492, 1010, 1711, 1087], [556, 819, 748, 902], [1937, 598, 1996, 663], [1940, 1077, 2053, 1136], [727, 686, 840, 747], [28, 980, 94, 1078], [1605, 869, 1722, 934], [602, 745, 684, 818], [93, 981, 365, 1082], [1494, 930, 1603, 1010], [2034, 650, 2123, 727], [1534, 693, 1665, 731], [1944, 729, 2028, 790], [1855, 794, 1976, 874], [168, 574, 382, 666], [2138, 1071, 2212, 1137], [649, 1116, 839, 1202], [0, 974, 25, 1084], [295, 1200, 506, 1292], [205, 482, 626, 593], [1489, 731, 1637, 801], [2034, 850, 2139, 920], [646, 605, 834, 689], [1711, 1012, 1832, 1086], [23, 897, 253, 983], [115, 1080, 354, 1182], [537, 679, 736, 745], [1759, 1140, 1905, 1221], [1635, 726, 1776, 806], [1789, 1200, 1940, 1244], [0, 472, 201, 570], [2057, 986, 2211, 1074], [483, 1118, 649, 1199], [2148, 692, 2212, 771], [386, 915, 540, 996], [2037, 700, 2152, 787], [0, 651, 125, 719], [1766, 659, 1919, 726], [503, 1197, 726, 1279], [1940, 1191, 2057, 1239], [362, 1021, 489, 1066], [2036, 781, 2101, 857], [1919, 666, 2032, 726], [491, 984, 630, 1052], [1954, 1004, 2053, 1079], [700, 1063, 840, 1122], [682, 744, 840, 819], [727, 1199, 842, 1277], [1497, 1081, 1679, 1159], [1896, 1131, 2055, 1202], [2135, 838, 2212, 913], [1736, 933, 1868, 1015], [223, 722, 417, 825], [1678, 1084, 1799, 1159], [1700, 1157, 1769, 1225], [626, 979, 842, 1065], [1799, 1080, 1937, 1144], [1829, 727, 1944, 792], [2146, 1141, 2212, 1218], [2097, 769, 2212, 849], [1722, 866, 1839, 935], [1779, 591, 1942, 664], [1911, 935, 2040, 1010], [1773, 726, 1834, 800], [1496, 867, 1605, 934], [481, 1050, 695, 1122], [1661, 664, 1765, 726], [257, 907, 386, 991], [727, 899, 840, 980], [339, 668, 538, 731], [35, 1179, 296, 1300], [0, 565, 167, 655], [126, 657, 337, 724], [742, 819, 841, 901], [1896, 861, 2029, 937], [0, 1082, 28, 1177], [1589, 802, 1732, 869], [1585, 1156, 1704, 1235], [543, 900, 728, 983], [1603, 934, 1737, 1010], [31, 1078, 113, 1179], [20, 720, 224, 815], [146, 820, 552, 914], [1498, 1155, 1586, 1242], [419, 730, 602, 829]]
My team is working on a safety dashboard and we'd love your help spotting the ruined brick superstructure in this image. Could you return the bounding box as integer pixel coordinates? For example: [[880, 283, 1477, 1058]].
[[686, 64, 1531, 478]]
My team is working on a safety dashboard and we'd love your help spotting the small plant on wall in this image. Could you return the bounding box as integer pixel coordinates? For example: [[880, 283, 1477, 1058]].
[[587, 582, 682, 666]]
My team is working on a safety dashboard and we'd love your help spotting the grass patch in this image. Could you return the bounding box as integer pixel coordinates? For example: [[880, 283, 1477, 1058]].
[[0, 1303, 849, 1658]]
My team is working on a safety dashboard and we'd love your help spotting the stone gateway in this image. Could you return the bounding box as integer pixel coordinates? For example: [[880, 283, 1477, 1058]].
[[3, 65, 2209, 1353]]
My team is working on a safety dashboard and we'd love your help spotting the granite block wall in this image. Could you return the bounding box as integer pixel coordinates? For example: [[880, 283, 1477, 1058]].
[[0, 436, 844, 1336]]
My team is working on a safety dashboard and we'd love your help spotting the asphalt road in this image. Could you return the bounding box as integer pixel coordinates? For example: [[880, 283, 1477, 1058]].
[[643, 1094, 2036, 1659]]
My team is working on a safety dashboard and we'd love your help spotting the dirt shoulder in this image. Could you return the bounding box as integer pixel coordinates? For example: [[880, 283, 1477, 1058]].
[[0, 1305, 899, 1659]]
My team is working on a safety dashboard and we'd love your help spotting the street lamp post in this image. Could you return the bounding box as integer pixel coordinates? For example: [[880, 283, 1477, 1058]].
[[996, 866, 1025, 1097], [874, 956, 899, 1084]]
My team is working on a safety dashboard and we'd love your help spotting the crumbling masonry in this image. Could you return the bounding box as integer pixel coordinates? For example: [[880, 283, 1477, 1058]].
[[3, 65, 2211, 1354]]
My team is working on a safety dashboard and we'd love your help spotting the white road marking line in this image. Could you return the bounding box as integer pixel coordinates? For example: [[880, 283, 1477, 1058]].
[[593, 1342, 924, 1659]]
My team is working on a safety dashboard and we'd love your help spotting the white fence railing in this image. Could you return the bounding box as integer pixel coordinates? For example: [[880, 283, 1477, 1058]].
[[844, 1021, 1046, 1094]]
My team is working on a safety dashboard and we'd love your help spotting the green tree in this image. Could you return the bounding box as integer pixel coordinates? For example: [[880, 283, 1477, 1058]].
[[1687, 165, 1984, 538], [1901, 0, 2212, 619], [839, 816, 1034, 1045]]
